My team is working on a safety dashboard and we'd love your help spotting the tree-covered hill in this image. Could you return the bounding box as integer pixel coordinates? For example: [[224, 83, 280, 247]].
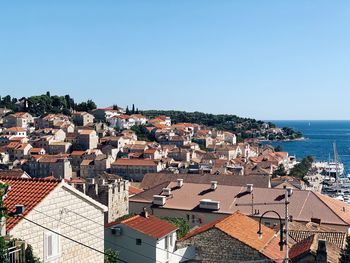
[[0, 92, 96, 117], [143, 110, 303, 141]]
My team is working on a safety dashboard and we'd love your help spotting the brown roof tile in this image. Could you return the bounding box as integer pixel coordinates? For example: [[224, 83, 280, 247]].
[[1, 177, 60, 231], [107, 215, 177, 239]]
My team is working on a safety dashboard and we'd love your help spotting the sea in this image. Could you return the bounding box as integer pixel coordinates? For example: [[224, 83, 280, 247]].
[[263, 120, 350, 175]]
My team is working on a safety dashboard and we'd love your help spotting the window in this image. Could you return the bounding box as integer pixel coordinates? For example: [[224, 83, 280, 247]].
[[44, 231, 60, 260], [136, 238, 142, 246], [165, 236, 169, 250], [169, 234, 173, 247]]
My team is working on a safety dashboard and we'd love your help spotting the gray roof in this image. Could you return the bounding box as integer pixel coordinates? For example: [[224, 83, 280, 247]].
[[141, 173, 271, 190]]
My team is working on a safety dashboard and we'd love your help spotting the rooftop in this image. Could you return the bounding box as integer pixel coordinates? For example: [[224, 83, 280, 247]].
[[131, 181, 350, 226], [0, 177, 60, 231], [107, 214, 177, 239], [181, 211, 284, 261], [112, 158, 158, 167]]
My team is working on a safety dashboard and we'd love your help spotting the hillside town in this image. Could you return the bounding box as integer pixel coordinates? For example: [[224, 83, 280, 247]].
[[0, 102, 349, 263]]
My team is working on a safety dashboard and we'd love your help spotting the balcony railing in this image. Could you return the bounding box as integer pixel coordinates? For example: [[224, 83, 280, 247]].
[[7, 242, 25, 263]]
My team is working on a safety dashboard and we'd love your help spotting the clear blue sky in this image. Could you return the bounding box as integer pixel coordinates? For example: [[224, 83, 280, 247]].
[[1, 1, 350, 120]]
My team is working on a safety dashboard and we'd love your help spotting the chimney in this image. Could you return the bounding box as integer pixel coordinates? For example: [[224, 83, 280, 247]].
[[83, 183, 86, 194], [177, 178, 183, 188], [246, 184, 253, 193], [92, 178, 95, 184], [286, 187, 293, 197], [102, 179, 106, 185], [162, 188, 172, 196], [211, 181, 217, 190], [142, 207, 149, 218], [316, 239, 327, 263], [95, 183, 98, 196]]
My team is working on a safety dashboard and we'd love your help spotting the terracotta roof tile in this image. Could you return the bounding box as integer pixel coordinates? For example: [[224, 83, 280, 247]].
[[289, 235, 314, 259], [128, 185, 144, 195], [112, 159, 157, 167], [108, 215, 177, 239], [1, 177, 60, 231], [181, 212, 284, 261]]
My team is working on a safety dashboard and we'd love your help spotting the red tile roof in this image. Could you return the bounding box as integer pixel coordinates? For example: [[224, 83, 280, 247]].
[[71, 151, 86, 156], [4, 127, 26, 132], [112, 159, 158, 167], [181, 212, 284, 261], [107, 215, 177, 239], [289, 235, 314, 259], [0, 177, 60, 231], [128, 185, 144, 195]]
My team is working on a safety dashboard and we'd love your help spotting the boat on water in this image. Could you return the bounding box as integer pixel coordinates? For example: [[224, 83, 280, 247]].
[[319, 143, 350, 203], [314, 142, 345, 177]]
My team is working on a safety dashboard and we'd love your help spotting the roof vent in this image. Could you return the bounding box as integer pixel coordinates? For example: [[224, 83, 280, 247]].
[[177, 178, 183, 188], [286, 187, 293, 197], [15, 204, 25, 216], [211, 181, 218, 190], [199, 199, 220, 210], [246, 184, 253, 193], [162, 188, 172, 196], [153, 195, 166, 206]]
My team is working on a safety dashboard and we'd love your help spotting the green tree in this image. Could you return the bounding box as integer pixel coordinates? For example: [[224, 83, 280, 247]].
[[104, 249, 119, 263], [272, 164, 287, 178], [25, 244, 41, 263], [0, 236, 8, 263], [340, 236, 350, 263], [125, 106, 130, 115], [161, 217, 190, 238], [131, 104, 135, 114]]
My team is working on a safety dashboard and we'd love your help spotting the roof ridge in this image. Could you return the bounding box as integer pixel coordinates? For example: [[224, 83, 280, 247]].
[[0, 175, 60, 183]]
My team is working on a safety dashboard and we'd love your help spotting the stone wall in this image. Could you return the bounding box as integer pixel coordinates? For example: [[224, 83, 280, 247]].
[[177, 228, 269, 263], [9, 185, 105, 263]]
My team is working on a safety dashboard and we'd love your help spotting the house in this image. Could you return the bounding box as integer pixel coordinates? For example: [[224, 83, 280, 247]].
[[78, 129, 99, 150], [35, 114, 71, 129], [29, 148, 46, 156], [111, 158, 164, 181], [48, 141, 72, 154], [2, 127, 27, 137], [149, 116, 171, 127], [105, 211, 192, 263], [92, 107, 122, 121], [3, 112, 34, 128], [130, 181, 350, 232], [70, 176, 129, 223], [1, 176, 107, 263], [72, 111, 95, 126], [24, 155, 73, 180], [140, 173, 271, 190], [108, 115, 136, 130], [177, 212, 284, 263], [289, 234, 340, 263], [0, 169, 31, 178], [130, 114, 148, 125], [6, 142, 33, 160], [144, 148, 162, 160]]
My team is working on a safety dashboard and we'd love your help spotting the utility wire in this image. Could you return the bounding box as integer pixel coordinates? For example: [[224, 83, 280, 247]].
[[20, 215, 128, 263], [32, 208, 163, 263]]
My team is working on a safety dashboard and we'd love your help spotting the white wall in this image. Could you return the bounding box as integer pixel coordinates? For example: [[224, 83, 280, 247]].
[[105, 224, 179, 263], [9, 185, 105, 263]]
